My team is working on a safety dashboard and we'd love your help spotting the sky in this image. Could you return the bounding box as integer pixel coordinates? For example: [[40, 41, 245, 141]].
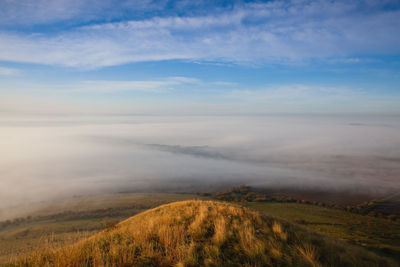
[[0, 0, 400, 115]]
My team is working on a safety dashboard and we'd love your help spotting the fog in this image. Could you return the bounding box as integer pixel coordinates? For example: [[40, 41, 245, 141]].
[[1, 114, 400, 219]]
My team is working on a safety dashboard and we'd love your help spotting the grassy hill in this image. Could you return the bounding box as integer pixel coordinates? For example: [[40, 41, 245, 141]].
[[10, 200, 394, 267], [0, 193, 207, 263]]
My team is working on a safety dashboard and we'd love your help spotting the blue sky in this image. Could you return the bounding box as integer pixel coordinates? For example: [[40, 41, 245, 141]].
[[0, 0, 399, 114]]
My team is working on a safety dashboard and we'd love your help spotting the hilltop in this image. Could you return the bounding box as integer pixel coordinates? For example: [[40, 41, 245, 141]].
[[11, 200, 394, 267]]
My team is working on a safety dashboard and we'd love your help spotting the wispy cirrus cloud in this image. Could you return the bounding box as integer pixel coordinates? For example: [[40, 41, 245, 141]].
[[0, 66, 20, 76], [0, 0, 164, 27], [0, 76, 201, 93], [0, 0, 399, 68], [2, 81, 399, 115], [224, 84, 400, 114], [227, 85, 366, 100], [69, 77, 200, 93]]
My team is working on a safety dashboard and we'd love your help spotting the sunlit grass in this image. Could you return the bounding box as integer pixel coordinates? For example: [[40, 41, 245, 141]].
[[9, 200, 394, 266], [0, 193, 207, 263]]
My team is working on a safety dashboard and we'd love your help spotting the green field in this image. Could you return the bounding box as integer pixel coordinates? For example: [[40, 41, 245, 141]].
[[247, 201, 400, 261]]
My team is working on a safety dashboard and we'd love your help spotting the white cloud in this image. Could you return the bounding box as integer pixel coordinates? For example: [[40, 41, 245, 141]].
[[69, 77, 200, 92], [2, 81, 399, 115], [0, 66, 20, 76], [0, 0, 161, 26], [224, 84, 400, 114], [228, 85, 365, 100], [0, 1, 399, 68], [0, 76, 201, 95]]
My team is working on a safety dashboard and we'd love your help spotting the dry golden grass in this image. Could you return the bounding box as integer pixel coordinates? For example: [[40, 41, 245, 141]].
[[296, 243, 320, 267], [8, 200, 395, 267]]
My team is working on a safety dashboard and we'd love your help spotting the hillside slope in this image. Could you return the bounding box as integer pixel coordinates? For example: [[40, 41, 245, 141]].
[[12, 201, 394, 267]]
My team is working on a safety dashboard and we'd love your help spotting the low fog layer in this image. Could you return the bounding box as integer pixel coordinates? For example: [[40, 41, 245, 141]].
[[1, 115, 400, 219]]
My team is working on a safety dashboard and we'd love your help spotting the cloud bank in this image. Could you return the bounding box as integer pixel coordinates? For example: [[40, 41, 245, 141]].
[[1, 114, 399, 219]]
